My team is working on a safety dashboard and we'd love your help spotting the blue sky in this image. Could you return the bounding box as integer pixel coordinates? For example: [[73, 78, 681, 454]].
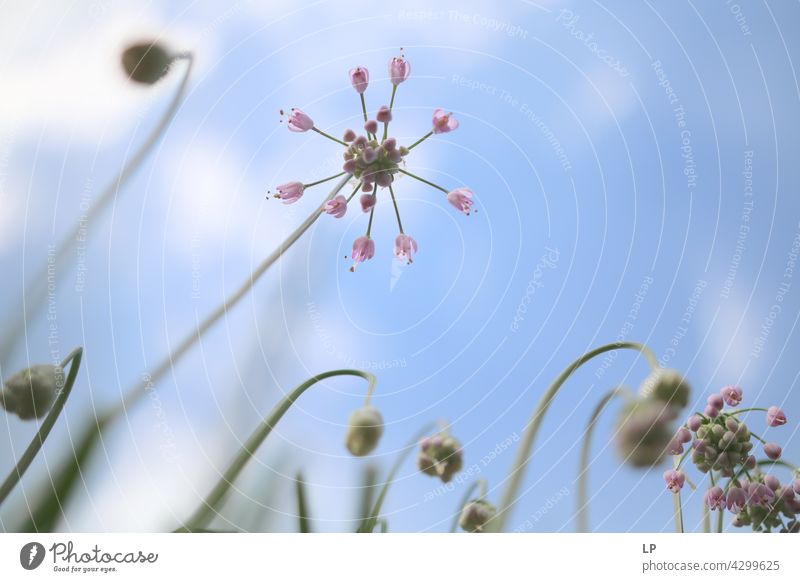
[[1, 0, 799, 532]]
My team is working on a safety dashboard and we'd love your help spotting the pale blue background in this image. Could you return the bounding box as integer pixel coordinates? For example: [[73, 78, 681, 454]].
[[1, 0, 799, 532]]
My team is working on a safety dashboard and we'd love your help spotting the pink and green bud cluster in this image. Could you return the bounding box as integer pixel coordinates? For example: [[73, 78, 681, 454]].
[[458, 498, 496, 533], [417, 432, 463, 483]]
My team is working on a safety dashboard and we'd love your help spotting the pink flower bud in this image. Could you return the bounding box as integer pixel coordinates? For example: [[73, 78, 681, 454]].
[[389, 55, 411, 85], [766, 406, 787, 427], [360, 194, 376, 213], [364, 120, 378, 135], [667, 439, 683, 455], [350, 236, 375, 270], [676, 426, 692, 443], [764, 474, 781, 491], [274, 181, 304, 204], [349, 66, 369, 94], [432, 108, 459, 134], [704, 486, 726, 510], [707, 393, 724, 411], [343, 128, 356, 142], [447, 187, 474, 215], [376, 106, 392, 123], [394, 234, 418, 264], [663, 469, 686, 493], [342, 159, 357, 174], [362, 147, 377, 164], [383, 137, 397, 150], [687, 415, 703, 432], [323, 195, 348, 219], [287, 108, 314, 132], [704, 404, 719, 418], [375, 172, 393, 188], [720, 385, 743, 407], [764, 442, 782, 460]]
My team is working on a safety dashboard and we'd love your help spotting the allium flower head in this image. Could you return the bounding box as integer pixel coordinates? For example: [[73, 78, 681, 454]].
[[1, 364, 64, 420], [417, 432, 463, 483], [766, 406, 787, 427], [432, 109, 459, 134], [272, 51, 474, 270], [663, 469, 685, 493], [459, 499, 496, 533]]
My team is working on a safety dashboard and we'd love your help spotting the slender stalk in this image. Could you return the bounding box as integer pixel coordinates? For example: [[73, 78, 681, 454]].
[[360, 93, 369, 123], [702, 502, 710, 533], [311, 127, 347, 146], [576, 386, 631, 532], [387, 184, 404, 234], [407, 131, 433, 151], [295, 471, 312, 533], [397, 168, 449, 194], [0, 54, 194, 366], [450, 479, 486, 532], [304, 172, 347, 189], [490, 341, 658, 532], [359, 421, 437, 533], [107, 175, 351, 419], [184, 368, 376, 530], [382, 85, 397, 142], [366, 201, 376, 238], [729, 407, 768, 416], [0, 348, 83, 505], [346, 181, 363, 204], [671, 455, 685, 533]]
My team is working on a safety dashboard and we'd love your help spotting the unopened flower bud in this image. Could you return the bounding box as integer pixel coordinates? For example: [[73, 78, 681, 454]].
[[687, 415, 703, 432], [764, 474, 781, 491], [121, 41, 172, 85], [376, 106, 392, 123], [349, 66, 369, 94], [639, 368, 690, 409], [343, 129, 357, 142], [615, 399, 677, 467], [364, 120, 378, 135], [704, 405, 719, 418], [676, 426, 692, 443], [417, 432, 463, 483], [459, 499, 496, 533], [1, 364, 64, 420], [764, 442, 782, 460], [345, 406, 384, 456], [707, 393, 724, 411]]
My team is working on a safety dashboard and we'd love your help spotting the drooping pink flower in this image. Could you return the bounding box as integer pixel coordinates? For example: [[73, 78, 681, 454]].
[[323, 195, 348, 218], [360, 194, 376, 213], [432, 109, 459, 134], [726, 486, 746, 513], [663, 469, 685, 493], [287, 108, 314, 132], [394, 234, 418, 264], [274, 181, 304, 204], [447, 187, 474, 215], [746, 482, 775, 507], [766, 406, 787, 427], [763, 474, 781, 491], [764, 442, 782, 460], [351, 236, 375, 270], [720, 385, 743, 407], [349, 66, 369, 94], [376, 105, 392, 123], [389, 55, 411, 85], [704, 486, 726, 510], [666, 439, 683, 455]]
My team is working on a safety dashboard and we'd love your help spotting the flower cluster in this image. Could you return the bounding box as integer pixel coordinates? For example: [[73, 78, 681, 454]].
[[662, 384, 798, 532], [270, 50, 475, 271], [459, 498, 496, 533], [417, 431, 463, 483], [614, 368, 690, 467]]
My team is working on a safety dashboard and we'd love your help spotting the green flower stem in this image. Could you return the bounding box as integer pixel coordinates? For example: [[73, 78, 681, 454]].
[[0, 54, 193, 367], [359, 421, 437, 533], [702, 502, 710, 533], [672, 456, 685, 533], [0, 347, 83, 506], [184, 368, 376, 530], [387, 184, 404, 234], [311, 126, 347, 146], [346, 181, 363, 204], [757, 459, 799, 473], [749, 431, 767, 445], [576, 386, 632, 532], [295, 471, 312, 533], [729, 407, 769, 416], [366, 204, 376, 238], [407, 131, 433, 151], [397, 168, 449, 194], [360, 93, 369, 123], [382, 85, 397, 141], [304, 171, 347, 189], [449, 479, 486, 532], [107, 175, 350, 419], [491, 341, 658, 532]]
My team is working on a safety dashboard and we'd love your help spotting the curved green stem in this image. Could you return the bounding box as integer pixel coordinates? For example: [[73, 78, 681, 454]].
[[295, 471, 312, 533], [311, 126, 347, 146], [491, 341, 658, 532], [304, 172, 347, 189], [183, 368, 375, 530], [729, 407, 768, 416], [387, 184, 404, 234], [407, 131, 433, 151], [0, 54, 193, 367], [382, 85, 397, 141], [0, 348, 83, 506], [756, 458, 799, 473], [397, 168, 449, 194], [576, 386, 632, 532], [359, 421, 437, 533], [450, 479, 486, 532]]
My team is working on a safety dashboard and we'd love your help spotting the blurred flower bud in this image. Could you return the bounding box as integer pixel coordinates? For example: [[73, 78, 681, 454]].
[[764, 474, 781, 491], [639, 368, 690, 409], [458, 498, 496, 533], [764, 442, 782, 460], [615, 399, 677, 467], [1, 364, 64, 420], [345, 406, 384, 456], [121, 41, 172, 85], [417, 432, 463, 483], [687, 414, 703, 432]]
